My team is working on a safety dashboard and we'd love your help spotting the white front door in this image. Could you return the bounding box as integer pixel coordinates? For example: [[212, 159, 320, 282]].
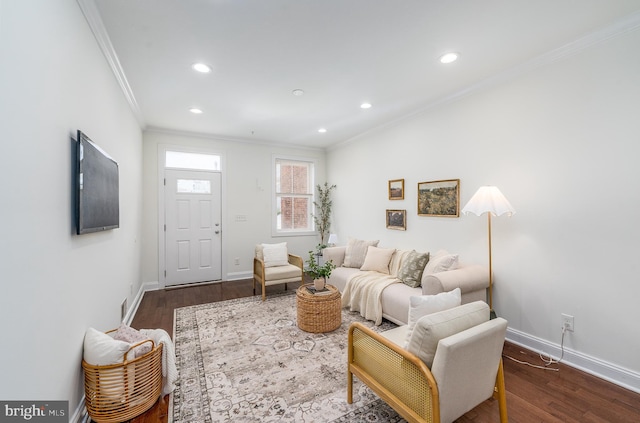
[[164, 169, 222, 286]]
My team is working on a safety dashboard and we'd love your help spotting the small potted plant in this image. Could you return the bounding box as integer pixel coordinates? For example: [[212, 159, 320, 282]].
[[305, 249, 336, 291]]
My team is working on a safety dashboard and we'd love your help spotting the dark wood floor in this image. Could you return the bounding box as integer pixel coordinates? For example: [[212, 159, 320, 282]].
[[124, 279, 640, 423]]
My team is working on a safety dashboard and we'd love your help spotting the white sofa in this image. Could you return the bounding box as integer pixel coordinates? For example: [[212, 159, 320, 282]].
[[323, 244, 489, 325]]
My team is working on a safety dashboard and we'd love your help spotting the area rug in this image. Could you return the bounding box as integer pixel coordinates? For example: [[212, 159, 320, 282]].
[[171, 291, 406, 422]]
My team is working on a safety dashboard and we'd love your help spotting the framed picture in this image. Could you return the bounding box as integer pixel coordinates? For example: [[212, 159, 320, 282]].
[[386, 209, 406, 230], [417, 179, 460, 217], [388, 179, 404, 200]]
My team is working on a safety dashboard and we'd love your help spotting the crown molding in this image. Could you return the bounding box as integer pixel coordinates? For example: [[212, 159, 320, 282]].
[[330, 10, 640, 151], [77, 0, 145, 128], [145, 126, 325, 152]]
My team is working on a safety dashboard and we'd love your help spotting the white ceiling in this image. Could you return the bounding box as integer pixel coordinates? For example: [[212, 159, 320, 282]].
[[89, 0, 640, 149]]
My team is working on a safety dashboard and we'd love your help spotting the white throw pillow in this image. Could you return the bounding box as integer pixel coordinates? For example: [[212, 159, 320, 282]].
[[343, 238, 379, 268], [406, 301, 489, 368], [83, 327, 132, 365], [360, 246, 396, 274], [262, 242, 289, 267], [403, 288, 461, 348], [423, 249, 459, 274]]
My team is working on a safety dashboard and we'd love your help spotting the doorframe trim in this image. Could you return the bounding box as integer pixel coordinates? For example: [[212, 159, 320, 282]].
[[157, 144, 226, 289]]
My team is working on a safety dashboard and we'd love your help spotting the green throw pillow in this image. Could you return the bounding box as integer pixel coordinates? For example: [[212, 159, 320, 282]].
[[398, 250, 429, 288]]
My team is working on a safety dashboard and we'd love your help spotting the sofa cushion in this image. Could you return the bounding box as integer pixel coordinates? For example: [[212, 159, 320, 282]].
[[261, 242, 289, 267], [360, 246, 395, 274], [406, 301, 489, 368], [397, 250, 430, 288], [343, 238, 379, 268], [424, 249, 458, 274]]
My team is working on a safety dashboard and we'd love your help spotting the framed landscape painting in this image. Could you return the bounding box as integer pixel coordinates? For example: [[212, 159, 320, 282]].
[[386, 209, 406, 230], [388, 179, 404, 200], [417, 179, 460, 217]]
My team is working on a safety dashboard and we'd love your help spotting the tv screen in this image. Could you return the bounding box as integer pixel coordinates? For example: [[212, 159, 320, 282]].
[[76, 130, 119, 234]]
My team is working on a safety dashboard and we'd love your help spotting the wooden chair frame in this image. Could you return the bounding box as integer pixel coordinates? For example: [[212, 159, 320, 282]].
[[253, 253, 303, 300], [347, 322, 508, 423]]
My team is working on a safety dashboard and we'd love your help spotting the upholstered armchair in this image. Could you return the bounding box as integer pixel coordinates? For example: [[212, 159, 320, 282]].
[[253, 243, 303, 301], [347, 301, 508, 423]]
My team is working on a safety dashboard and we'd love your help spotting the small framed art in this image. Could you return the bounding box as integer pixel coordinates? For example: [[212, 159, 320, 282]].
[[388, 179, 404, 200], [386, 209, 406, 230], [417, 179, 460, 217]]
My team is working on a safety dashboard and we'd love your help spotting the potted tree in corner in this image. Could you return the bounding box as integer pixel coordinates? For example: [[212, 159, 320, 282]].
[[305, 250, 336, 291], [312, 182, 337, 247]]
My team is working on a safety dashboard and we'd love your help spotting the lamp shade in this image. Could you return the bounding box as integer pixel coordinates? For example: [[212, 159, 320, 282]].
[[327, 233, 338, 245], [462, 186, 515, 217]]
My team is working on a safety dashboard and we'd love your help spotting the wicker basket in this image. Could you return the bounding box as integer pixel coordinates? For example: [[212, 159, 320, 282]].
[[82, 330, 163, 423], [296, 284, 342, 333]]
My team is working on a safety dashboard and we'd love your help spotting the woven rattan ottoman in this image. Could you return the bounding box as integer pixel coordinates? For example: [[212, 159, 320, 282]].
[[296, 283, 342, 333]]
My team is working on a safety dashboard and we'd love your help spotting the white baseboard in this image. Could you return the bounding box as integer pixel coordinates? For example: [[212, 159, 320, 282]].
[[123, 281, 157, 324], [70, 401, 88, 423], [226, 270, 253, 281], [506, 327, 640, 394]]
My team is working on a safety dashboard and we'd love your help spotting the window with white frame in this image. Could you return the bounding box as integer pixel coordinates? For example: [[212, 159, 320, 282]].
[[274, 157, 314, 234]]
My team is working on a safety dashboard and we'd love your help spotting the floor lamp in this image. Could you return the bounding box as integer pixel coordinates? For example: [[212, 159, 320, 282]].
[[461, 186, 515, 312]]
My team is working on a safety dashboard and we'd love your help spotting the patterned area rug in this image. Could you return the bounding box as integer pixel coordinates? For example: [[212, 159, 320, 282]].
[[171, 291, 406, 422]]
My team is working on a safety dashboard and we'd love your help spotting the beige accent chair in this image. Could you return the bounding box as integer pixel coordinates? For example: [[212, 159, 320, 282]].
[[253, 244, 304, 301], [347, 301, 508, 423]]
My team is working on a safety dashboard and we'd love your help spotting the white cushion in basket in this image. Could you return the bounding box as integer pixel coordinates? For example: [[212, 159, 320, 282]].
[[113, 323, 152, 357], [261, 242, 289, 267], [406, 301, 489, 368], [404, 288, 461, 348], [83, 327, 132, 365], [360, 246, 396, 274]]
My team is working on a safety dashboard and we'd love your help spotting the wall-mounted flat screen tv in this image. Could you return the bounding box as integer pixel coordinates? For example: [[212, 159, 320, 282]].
[[76, 130, 119, 234]]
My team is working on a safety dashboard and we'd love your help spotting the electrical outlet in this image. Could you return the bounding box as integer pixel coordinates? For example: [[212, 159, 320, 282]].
[[562, 313, 574, 332], [234, 257, 240, 265]]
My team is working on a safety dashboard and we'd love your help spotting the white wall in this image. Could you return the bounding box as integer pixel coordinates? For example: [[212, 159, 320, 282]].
[[0, 0, 143, 415], [327, 29, 640, 389], [141, 130, 326, 286]]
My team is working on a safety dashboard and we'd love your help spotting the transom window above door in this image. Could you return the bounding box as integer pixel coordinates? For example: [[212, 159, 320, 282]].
[[165, 151, 220, 171]]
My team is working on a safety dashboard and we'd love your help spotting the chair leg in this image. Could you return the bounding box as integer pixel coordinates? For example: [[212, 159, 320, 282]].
[[261, 280, 266, 301], [285, 283, 288, 291], [347, 368, 353, 404], [495, 359, 508, 423]]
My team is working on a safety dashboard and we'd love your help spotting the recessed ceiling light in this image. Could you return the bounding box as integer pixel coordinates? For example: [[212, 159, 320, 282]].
[[318, 128, 327, 133], [292, 89, 305, 96], [360, 103, 372, 109], [192, 63, 212, 73], [439, 52, 459, 64], [189, 108, 203, 114]]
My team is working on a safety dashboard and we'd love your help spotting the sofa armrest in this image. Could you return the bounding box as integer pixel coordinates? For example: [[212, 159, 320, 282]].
[[422, 265, 489, 296], [323, 246, 346, 267]]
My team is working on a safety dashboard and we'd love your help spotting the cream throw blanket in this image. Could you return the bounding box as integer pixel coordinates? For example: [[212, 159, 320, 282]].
[[341, 271, 400, 325], [140, 328, 178, 396]]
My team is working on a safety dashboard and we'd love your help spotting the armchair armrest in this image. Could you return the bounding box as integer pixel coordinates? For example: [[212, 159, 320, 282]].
[[347, 322, 440, 423], [253, 256, 265, 281], [288, 253, 303, 270]]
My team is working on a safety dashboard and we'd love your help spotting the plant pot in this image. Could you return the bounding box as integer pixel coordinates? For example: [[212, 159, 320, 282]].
[[313, 277, 326, 291]]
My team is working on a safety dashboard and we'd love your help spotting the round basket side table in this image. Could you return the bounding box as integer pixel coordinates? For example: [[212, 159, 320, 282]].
[[296, 284, 342, 333]]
